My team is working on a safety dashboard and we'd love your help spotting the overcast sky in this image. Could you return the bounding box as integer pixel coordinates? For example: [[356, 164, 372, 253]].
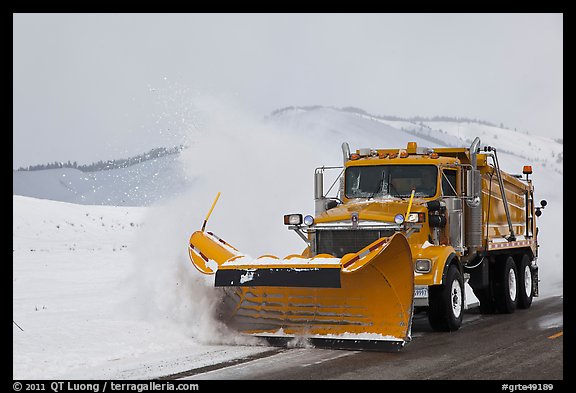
[[13, 13, 563, 168]]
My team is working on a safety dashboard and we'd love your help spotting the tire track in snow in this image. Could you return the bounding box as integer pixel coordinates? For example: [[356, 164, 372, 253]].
[[160, 348, 285, 379], [175, 348, 359, 380]]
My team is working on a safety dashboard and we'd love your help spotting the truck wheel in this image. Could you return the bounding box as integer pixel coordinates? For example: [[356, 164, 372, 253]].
[[494, 256, 517, 313], [428, 264, 464, 331], [516, 254, 533, 309]]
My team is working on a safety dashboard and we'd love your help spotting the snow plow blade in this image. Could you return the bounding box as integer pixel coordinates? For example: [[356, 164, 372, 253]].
[[188, 231, 414, 349]]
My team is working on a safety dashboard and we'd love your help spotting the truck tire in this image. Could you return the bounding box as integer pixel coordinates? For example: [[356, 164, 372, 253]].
[[516, 254, 534, 309], [428, 264, 464, 331], [494, 256, 517, 313]]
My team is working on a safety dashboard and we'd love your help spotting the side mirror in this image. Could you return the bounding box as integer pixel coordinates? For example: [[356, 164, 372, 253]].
[[540, 200, 547, 207], [465, 169, 481, 208]]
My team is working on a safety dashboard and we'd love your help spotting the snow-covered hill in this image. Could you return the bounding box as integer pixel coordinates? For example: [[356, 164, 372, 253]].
[[13, 106, 562, 206], [13, 153, 192, 206]]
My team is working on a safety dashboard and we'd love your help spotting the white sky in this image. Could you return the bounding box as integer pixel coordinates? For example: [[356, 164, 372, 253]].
[[13, 13, 563, 168]]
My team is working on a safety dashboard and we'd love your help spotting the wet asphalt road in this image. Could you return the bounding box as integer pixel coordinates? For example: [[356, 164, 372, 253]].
[[176, 295, 563, 380]]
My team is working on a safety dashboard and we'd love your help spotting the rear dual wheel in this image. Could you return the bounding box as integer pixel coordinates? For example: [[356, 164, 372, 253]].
[[428, 254, 534, 330], [479, 254, 534, 314], [516, 254, 534, 309], [494, 256, 518, 313]]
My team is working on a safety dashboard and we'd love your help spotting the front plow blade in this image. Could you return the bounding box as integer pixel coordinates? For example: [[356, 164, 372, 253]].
[[189, 231, 414, 349]]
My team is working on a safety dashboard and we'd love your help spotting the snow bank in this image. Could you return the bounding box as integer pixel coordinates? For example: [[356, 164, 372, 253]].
[[12, 196, 269, 380]]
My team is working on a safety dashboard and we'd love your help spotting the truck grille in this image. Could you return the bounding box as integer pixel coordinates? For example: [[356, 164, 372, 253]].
[[315, 229, 395, 258]]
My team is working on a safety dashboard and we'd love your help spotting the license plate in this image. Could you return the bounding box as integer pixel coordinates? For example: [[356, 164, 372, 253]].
[[414, 286, 428, 298]]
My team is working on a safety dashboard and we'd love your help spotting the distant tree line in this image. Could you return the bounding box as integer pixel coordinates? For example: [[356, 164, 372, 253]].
[[16, 145, 184, 172], [270, 105, 324, 116], [342, 107, 499, 127], [270, 105, 499, 128]]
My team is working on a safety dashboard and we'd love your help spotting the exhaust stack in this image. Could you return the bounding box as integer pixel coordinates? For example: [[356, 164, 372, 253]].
[[314, 168, 326, 215], [342, 142, 350, 164], [464, 137, 483, 262]]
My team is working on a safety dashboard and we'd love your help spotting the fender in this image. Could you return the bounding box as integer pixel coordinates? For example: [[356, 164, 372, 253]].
[[413, 245, 459, 286], [439, 252, 461, 284]]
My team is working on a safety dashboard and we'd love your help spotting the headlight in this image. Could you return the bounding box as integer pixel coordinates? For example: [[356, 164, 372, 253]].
[[415, 259, 432, 273], [394, 214, 405, 225], [283, 214, 302, 225], [303, 215, 314, 226]]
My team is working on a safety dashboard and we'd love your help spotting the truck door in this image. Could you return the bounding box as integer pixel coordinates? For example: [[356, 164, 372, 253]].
[[442, 168, 464, 252]]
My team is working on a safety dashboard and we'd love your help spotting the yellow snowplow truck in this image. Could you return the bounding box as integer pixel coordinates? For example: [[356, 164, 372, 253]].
[[188, 137, 546, 350]]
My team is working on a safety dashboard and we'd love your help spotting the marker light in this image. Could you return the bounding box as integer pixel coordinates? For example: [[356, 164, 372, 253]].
[[394, 214, 405, 225], [303, 215, 315, 226], [406, 212, 426, 223]]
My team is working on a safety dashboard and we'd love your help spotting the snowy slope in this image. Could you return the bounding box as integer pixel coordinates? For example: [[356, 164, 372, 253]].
[[12, 196, 269, 379], [13, 153, 193, 206], [412, 120, 561, 174]]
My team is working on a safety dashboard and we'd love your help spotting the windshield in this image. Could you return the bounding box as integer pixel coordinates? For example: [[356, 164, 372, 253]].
[[345, 165, 438, 199]]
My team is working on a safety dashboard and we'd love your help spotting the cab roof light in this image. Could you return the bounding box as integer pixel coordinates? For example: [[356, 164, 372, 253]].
[[523, 165, 533, 175], [399, 150, 409, 158], [406, 142, 417, 154]]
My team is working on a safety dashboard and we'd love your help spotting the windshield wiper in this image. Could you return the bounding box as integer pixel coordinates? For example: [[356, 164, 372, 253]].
[[388, 181, 406, 201], [368, 171, 385, 200]]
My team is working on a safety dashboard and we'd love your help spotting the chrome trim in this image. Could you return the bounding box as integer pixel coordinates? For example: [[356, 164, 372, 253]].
[[312, 221, 401, 231], [342, 142, 350, 164]]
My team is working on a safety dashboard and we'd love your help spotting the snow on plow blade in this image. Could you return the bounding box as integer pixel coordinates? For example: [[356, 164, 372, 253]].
[[188, 231, 414, 350]]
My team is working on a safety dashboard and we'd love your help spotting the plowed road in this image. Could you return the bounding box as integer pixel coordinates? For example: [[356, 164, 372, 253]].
[[169, 295, 563, 380]]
